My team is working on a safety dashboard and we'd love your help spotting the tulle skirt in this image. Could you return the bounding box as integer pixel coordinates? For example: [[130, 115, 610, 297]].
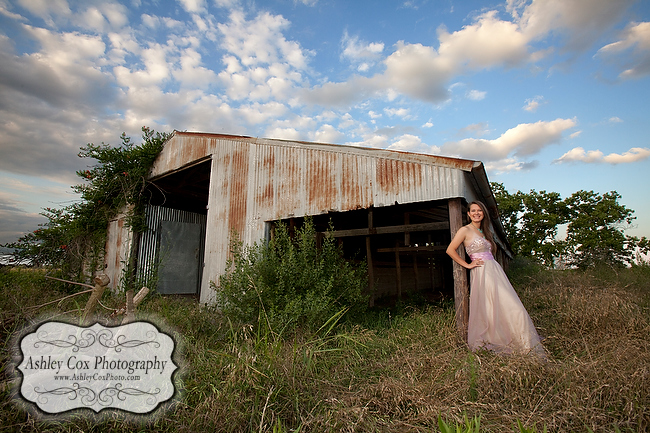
[[468, 259, 545, 357]]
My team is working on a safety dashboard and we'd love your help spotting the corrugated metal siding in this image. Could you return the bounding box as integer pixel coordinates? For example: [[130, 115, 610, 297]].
[[136, 205, 206, 290], [198, 137, 477, 303]]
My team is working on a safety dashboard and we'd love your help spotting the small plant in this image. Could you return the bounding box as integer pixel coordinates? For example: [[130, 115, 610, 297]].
[[438, 413, 481, 433], [516, 419, 547, 433]]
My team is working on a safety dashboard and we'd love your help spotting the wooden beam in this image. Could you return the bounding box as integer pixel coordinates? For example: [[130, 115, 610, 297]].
[[376, 245, 446, 253], [324, 221, 450, 238], [449, 198, 469, 342]]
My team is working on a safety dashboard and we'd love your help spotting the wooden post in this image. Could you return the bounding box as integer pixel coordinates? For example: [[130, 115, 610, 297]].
[[448, 198, 469, 341], [366, 208, 375, 307], [122, 290, 135, 325], [394, 239, 402, 301], [82, 274, 110, 326]]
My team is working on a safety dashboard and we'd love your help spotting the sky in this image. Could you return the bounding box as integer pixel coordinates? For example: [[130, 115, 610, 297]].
[[1, 0, 649, 247]]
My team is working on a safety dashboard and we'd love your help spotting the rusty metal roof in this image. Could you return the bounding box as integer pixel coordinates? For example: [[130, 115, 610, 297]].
[[149, 130, 481, 180]]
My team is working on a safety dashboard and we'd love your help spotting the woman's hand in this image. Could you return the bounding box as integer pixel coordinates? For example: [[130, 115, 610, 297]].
[[467, 259, 484, 269]]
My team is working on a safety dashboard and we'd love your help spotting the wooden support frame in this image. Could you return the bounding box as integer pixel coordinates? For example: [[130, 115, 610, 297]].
[[324, 221, 449, 238], [448, 198, 469, 341]]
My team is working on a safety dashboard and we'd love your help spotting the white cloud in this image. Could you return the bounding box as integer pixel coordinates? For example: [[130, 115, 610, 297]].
[[484, 157, 537, 173], [437, 11, 533, 69], [305, 10, 537, 107], [523, 95, 544, 112], [345, 133, 390, 149], [442, 118, 576, 161], [609, 116, 623, 123], [341, 31, 384, 68], [173, 48, 218, 88], [217, 11, 311, 102], [178, 0, 207, 14], [237, 101, 288, 124], [310, 124, 344, 144], [265, 127, 301, 141], [467, 89, 486, 100], [387, 134, 440, 154], [384, 107, 412, 118], [512, 0, 634, 52], [457, 122, 490, 137], [73, 3, 130, 33], [114, 43, 171, 88], [554, 147, 650, 164], [15, 0, 71, 25], [218, 11, 310, 69]]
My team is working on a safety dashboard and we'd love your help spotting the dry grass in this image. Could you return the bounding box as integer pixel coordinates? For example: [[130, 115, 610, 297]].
[[1, 263, 649, 432]]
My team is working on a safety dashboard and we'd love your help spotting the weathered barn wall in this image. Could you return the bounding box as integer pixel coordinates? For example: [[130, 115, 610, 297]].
[[106, 131, 511, 304]]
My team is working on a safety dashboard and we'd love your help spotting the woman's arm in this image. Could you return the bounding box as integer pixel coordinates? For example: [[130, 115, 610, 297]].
[[446, 227, 483, 270]]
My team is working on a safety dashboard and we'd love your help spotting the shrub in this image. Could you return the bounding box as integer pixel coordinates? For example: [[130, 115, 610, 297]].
[[214, 218, 368, 335]]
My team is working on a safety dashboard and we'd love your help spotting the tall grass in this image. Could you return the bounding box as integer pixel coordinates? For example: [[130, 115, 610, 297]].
[[1, 262, 648, 432]]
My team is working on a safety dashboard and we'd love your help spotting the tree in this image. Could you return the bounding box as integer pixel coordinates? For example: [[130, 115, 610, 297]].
[[492, 183, 568, 267], [564, 190, 639, 268], [3, 127, 168, 278], [492, 182, 648, 268]]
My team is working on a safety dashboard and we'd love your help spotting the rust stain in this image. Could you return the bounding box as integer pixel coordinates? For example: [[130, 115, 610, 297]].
[[228, 145, 249, 235], [256, 149, 275, 208], [377, 158, 424, 197], [308, 151, 335, 213], [340, 154, 357, 211], [277, 147, 300, 218]]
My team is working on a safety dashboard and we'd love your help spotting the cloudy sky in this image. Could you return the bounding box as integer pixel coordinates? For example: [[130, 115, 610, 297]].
[[1, 0, 649, 245]]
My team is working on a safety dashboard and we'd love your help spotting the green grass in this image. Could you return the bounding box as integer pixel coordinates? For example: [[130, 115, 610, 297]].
[[1, 263, 649, 432]]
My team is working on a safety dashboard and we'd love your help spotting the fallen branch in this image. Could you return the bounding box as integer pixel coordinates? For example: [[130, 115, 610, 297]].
[[27, 288, 94, 311], [44, 275, 94, 290], [82, 274, 110, 326]]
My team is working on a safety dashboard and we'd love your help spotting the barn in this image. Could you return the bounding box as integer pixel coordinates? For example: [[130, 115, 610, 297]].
[[104, 131, 512, 332]]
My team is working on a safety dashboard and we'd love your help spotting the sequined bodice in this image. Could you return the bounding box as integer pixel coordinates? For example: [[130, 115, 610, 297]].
[[465, 236, 492, 256]]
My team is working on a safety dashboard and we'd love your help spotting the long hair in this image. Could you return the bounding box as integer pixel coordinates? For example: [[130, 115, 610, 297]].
[[468, 201, 496, 253]]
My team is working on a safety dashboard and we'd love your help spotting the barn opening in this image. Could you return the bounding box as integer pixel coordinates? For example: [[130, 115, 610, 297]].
[[271, 199, 460, 307], [136, 159, 211, 297]]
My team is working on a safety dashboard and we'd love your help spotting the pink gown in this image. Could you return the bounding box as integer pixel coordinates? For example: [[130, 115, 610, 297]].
[[465, 234, 545, 356]]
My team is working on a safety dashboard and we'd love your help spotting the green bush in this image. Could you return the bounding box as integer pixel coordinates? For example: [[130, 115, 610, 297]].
[[214, 219, 368, 335]]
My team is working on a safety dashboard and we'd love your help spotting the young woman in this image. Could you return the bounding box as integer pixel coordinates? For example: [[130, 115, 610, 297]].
[[446, 201, 545, 356]]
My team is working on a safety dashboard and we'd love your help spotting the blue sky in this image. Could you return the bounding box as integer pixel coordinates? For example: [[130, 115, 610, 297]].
[[1, 0, 649, 246]]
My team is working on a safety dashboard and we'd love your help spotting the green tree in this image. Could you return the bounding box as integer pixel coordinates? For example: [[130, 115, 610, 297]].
[[564, 190, 640, 268], [492, 183, 648, 268], [491, 182, 522, 244], [492, 183, 568, 266], [3, 127, 168, 278]]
